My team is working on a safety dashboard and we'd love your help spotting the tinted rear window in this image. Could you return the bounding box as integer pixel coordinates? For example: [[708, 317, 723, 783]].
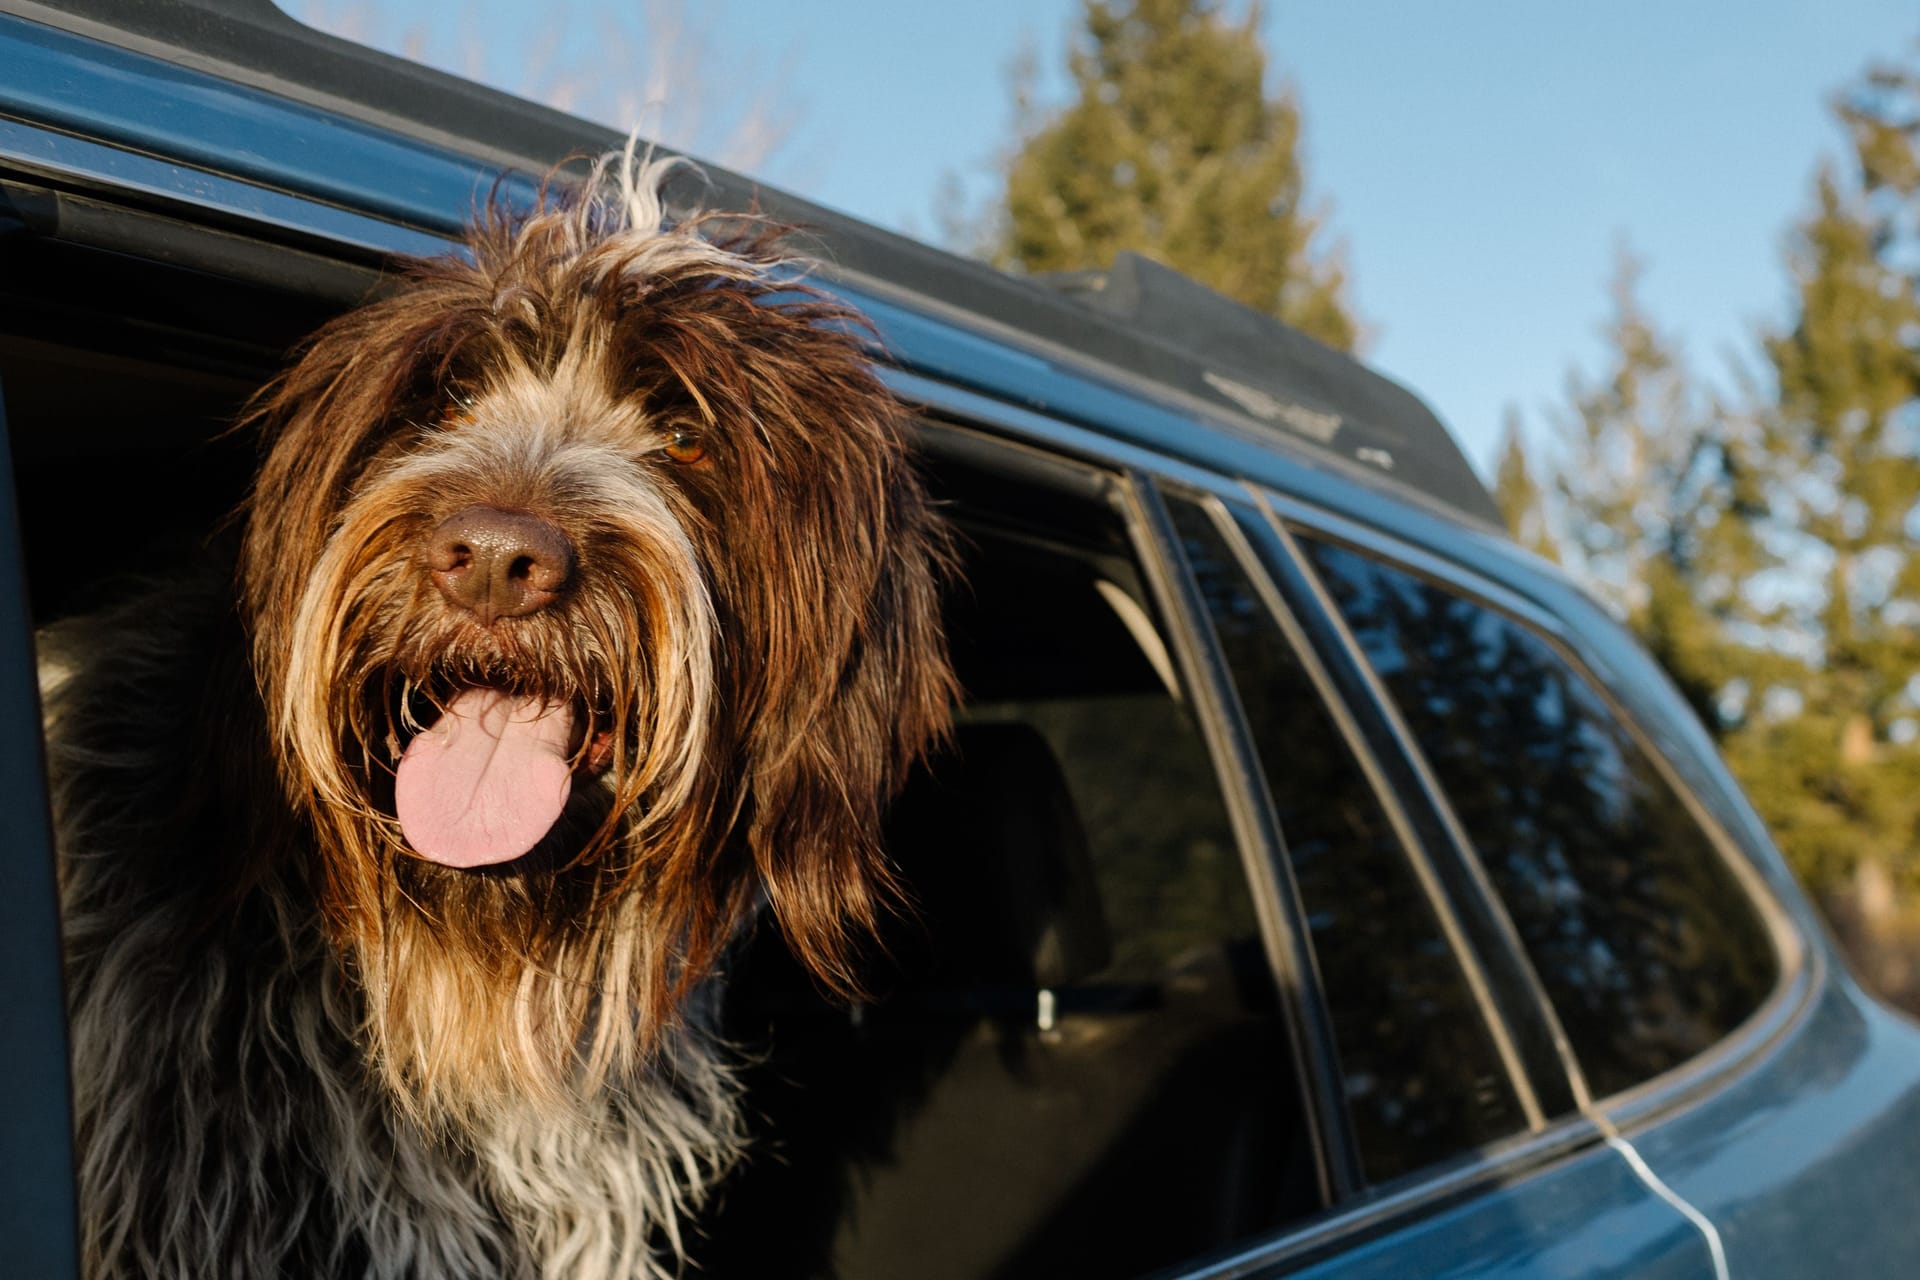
[[1300, 537, 1778, 1098]]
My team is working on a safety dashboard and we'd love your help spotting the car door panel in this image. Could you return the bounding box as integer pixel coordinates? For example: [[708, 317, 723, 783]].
[[1266, 1144, 1715, 1280], [1617, 980, 1920, 1278]]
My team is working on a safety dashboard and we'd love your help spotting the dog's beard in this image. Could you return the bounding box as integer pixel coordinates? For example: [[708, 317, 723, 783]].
[[272, 431, 720, 1129]]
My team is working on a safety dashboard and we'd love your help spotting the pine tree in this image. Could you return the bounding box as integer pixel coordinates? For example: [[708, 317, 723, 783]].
[[1491, 410, 1558, 563], [996, 0, 1357, 350], [1544, 248, 1756, 730], [1835, 44, 1920, 252], [1739, 146, 1920, 893], [1513, 43, 1920, 916]]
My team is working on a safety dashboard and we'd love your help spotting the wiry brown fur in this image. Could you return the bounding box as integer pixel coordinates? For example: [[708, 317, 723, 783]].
[[52, 151, 956, 1278]]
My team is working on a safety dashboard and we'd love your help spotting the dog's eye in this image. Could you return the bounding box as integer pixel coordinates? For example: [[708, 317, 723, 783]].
[[662, 430, 707, 465]]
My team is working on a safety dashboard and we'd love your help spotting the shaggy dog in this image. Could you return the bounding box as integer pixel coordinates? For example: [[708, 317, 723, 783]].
[[45, 151, 955, 1278]]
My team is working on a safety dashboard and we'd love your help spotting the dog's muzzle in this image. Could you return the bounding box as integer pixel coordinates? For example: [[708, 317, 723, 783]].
[[394, 506, 591, 868]]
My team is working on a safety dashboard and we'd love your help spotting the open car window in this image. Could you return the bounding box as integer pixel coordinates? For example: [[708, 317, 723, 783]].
[[694, 444, 1328, 1280]]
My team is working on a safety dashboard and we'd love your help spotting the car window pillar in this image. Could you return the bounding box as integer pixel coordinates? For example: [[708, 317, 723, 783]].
[[1125, 472, 1365, 1205]]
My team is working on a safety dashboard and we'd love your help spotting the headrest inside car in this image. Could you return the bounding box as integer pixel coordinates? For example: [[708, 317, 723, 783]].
[[882, 720, 1112, 993]]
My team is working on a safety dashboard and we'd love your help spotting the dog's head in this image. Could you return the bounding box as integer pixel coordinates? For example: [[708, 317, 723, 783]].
[[236, 152, 954, 1119]]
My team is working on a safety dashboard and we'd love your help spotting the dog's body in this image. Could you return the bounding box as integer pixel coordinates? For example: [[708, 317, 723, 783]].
[[48, 155, 954, 1279]]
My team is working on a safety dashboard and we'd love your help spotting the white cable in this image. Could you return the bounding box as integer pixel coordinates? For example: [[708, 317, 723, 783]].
[[1602, 1128, 1730, 1280]]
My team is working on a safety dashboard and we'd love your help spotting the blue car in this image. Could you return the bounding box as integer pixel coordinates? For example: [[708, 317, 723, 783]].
[[2, 2, 1918, 1276]]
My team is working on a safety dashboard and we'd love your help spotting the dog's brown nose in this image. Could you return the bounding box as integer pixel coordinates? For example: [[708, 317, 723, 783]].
[[425, 505, 575, 623]]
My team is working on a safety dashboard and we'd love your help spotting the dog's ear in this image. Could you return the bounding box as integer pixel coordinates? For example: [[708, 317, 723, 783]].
[[703, 302, 957, 997], [235, 269, 499, 848], [237, 278, 469, 665]]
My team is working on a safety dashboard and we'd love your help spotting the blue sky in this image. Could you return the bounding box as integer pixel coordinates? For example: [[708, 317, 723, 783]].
[[288, 0, 1918, 477]]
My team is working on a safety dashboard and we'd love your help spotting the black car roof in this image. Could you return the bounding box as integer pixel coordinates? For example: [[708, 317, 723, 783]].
[[2, 0, 1505, 530]]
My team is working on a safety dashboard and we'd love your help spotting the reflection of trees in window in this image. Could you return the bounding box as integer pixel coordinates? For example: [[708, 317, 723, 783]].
[[1169, 499, 1523, 1182], [1302, 538, 1778, 1098]]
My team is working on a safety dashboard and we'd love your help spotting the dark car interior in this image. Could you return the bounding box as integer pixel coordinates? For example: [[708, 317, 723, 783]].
[[694, 460, 1321, 1278], [0, 193, 1324, 1279], [0, 189, 351, 622]]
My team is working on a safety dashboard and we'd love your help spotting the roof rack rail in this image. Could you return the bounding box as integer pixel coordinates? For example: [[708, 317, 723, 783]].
[[1030, 252, 1499, 525]]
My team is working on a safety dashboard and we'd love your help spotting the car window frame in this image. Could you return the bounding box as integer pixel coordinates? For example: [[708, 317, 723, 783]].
[[887, 377, 1745, 1279], [1126, 478, 1364, 1206], [901, 397, 1666, 1277]]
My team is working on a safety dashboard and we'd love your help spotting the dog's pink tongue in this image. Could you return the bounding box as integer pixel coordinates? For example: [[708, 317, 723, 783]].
[[394, 690, 574, 868]]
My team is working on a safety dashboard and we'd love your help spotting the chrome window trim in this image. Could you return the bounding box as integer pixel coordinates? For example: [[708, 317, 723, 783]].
[[1251, 493, 1813, 1132], [1152, 485, 1547, 1134]]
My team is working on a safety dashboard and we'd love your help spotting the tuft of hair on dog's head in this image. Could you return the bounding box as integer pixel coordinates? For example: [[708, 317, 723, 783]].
[[234, 146, 956, 1125]]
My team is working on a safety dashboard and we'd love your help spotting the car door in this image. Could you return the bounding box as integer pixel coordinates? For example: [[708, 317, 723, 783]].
[[1597, 945, 1920, 1279]]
